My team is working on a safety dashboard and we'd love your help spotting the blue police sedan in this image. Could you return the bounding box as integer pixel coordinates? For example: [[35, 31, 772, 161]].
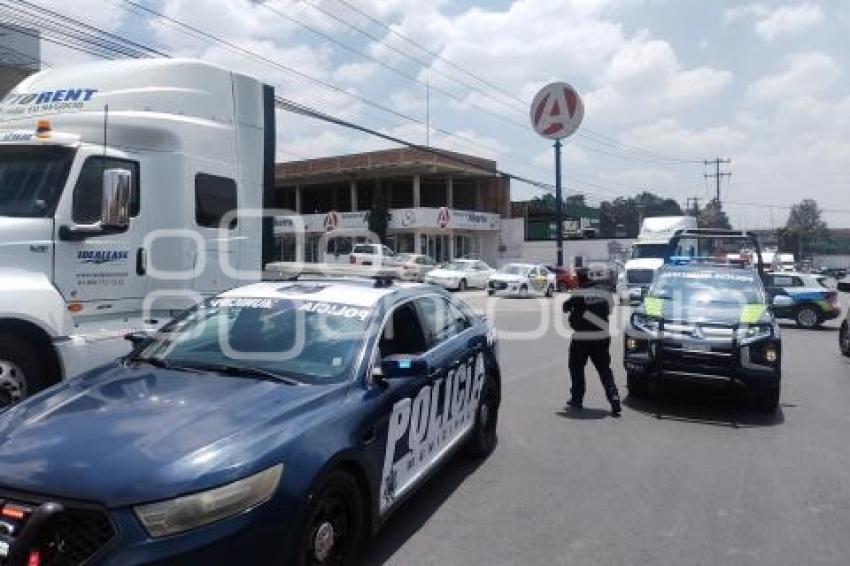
[[0, 277, 501, 565]]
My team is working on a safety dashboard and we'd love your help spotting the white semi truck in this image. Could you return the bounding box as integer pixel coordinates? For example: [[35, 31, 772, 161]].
[[0, 58, 278, 405], [616, 215, 698, 304]]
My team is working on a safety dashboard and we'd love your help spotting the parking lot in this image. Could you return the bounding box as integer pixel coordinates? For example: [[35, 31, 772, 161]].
[[360, 291, 850, 566]]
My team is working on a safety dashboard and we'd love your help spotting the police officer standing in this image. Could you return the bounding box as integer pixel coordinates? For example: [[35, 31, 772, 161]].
[[562, 288, 622, 416]]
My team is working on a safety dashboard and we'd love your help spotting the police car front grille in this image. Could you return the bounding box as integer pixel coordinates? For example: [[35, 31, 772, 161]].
[[489, 281, 507, 290], [0, 493, 115, 566]]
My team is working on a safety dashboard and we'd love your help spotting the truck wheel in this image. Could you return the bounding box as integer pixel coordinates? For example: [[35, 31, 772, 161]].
[[295, 470, 364, 566], [795, 305, 821, 329], [754, 385, 780, 413], [0, 334, 49, 408], [626, 370, 649, 397], [840, 321, 850, 357]]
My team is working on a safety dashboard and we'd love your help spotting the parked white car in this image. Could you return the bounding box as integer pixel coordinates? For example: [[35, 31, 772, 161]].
[[424, 259, 494, 290], [395, 253, 436, 281], [349, 243, 397, 266], [487, 263, 557, 297]]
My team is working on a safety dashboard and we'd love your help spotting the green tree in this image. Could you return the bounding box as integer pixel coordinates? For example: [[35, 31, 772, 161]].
[[598, 192, 684, 238], [698, 199, 731, 229], [368, 181, 388, 243], [778, 198, 828, 257]]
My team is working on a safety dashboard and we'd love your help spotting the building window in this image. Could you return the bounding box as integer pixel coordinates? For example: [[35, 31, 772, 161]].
[[420, 176, 447, 207], [72, 157, 140, 224], [389, 178, 413, 208], [195, 173, 237, 229]]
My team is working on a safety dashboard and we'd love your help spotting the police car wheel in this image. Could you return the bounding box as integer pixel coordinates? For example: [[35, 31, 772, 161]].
[[0, 334, 48, 408], [626, 371, 649, 397], [545, 285, 554, 298], [466, 370, 498, 459], [795, 306, 821, 329], [458, 279, 467, 291], [296, 471, 364, 566], [754, 386, 780, 413], [519, 285, 528, 298], [840, 322, 850, 357]]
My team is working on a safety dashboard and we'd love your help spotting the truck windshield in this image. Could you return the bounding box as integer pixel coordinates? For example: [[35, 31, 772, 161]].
[[0, 146, 75, 218], [650, 270, 764, 305], [137, 297, 370, 385], [631, 243, 669, 259]]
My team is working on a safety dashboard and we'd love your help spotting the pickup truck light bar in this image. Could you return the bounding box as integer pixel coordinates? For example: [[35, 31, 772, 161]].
[[666, 229, 765, 277], [264, 262, 401, 287]]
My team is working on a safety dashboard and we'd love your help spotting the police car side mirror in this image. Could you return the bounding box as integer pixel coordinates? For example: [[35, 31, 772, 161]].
[[380, 355, 430, 379], [125, 330, 155, 349]]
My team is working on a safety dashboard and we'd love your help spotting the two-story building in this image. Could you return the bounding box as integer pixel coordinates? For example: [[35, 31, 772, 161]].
[[272, 148, 511, 265]]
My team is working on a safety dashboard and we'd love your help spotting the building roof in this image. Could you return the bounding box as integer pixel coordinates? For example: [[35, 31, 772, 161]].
[[276, 148, 500, 184]]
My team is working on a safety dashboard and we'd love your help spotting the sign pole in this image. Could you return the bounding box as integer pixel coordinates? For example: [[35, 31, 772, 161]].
[[554, 138, 564, 268]]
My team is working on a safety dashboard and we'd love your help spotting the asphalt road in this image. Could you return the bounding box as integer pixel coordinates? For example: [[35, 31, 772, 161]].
[[358, 291, 850, 566]]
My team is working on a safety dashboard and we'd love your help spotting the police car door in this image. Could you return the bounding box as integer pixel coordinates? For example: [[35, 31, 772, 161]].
[[54, 153, 148, 308]]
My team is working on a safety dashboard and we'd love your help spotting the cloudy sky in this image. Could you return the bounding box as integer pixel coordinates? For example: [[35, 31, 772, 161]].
[[31, 0, 850, 228]]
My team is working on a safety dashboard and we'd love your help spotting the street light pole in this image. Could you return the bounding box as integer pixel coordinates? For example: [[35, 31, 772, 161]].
[[554, 138, 564, 267]]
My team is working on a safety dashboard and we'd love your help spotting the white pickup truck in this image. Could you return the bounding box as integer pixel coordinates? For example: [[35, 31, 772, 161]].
[[349, 243, 397, 266]]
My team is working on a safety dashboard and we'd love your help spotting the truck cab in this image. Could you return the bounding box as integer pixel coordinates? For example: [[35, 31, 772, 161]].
[[0, 58, 275, 406]]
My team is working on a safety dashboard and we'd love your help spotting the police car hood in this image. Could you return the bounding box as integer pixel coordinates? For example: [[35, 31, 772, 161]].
[[640, 299, 771, 326], [0, 363, 344, 507]]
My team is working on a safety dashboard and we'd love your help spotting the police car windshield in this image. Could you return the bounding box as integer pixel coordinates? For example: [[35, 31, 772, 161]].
[[138, 297, 370, 385], [499, 264, 531, 275], [650, 270, 764, 305], [0, 145, 74, 218]]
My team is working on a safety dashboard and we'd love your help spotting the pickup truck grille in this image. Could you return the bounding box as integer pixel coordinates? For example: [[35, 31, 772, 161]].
[[0, 493, 115, 566], [627, 269, 654, 285]]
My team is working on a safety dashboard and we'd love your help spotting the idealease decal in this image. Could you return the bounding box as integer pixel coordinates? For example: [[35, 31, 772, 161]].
[[380, 353, 485, 513], [78, 250, 129, 265]]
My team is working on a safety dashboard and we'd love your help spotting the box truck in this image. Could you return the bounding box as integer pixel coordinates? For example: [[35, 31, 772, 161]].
[[0, 58, 277, 405]]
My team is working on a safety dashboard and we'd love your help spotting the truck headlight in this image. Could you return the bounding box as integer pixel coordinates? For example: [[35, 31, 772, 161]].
[[737, 324, 772, 344], [135, 464, 283, 537]]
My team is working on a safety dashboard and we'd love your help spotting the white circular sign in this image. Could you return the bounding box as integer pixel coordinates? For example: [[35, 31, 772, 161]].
[[530, 82, 584, 140]]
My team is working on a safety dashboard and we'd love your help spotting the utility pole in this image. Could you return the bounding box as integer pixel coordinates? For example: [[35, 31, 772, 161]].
[[704, 158, 731, 204], [686, 197, 702, 217]]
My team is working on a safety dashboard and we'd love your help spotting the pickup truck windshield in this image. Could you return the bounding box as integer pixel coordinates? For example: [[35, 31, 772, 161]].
[[138, 297, 370, 385], [0, 145, 75, 218], [650, 270, 764, 305]]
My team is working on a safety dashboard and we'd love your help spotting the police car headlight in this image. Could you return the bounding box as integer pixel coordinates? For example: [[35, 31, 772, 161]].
[[135, 464, 282, 538], [737, 324, 772, 344]]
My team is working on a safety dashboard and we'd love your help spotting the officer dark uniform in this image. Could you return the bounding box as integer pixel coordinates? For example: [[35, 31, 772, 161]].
[[562, 289, 622, 416]]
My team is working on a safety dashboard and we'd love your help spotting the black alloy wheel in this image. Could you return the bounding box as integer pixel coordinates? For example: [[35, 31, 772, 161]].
[[296, 471, 364, 566]]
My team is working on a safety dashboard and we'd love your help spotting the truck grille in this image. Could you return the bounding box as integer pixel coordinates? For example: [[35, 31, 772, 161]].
[[0, 493, 115, 566], [627, 269, 654, 285]]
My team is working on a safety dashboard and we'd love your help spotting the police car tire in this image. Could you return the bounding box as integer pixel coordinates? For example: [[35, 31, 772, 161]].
[[755, 386, 780, 413], [545, 285, 554, 298], [840, 322, 850, 357], [626, 371, 649, 397], [519, 285, 528, 298], [458, 279, 467, 291], [466, 370, 498, 459], [295, 470, 364, 566], [0, 334, 49, 407], [795, 305, 822, 329]]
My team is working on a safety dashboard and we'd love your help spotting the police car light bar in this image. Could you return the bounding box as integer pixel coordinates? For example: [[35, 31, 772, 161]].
[[264, 262, 401, 287]]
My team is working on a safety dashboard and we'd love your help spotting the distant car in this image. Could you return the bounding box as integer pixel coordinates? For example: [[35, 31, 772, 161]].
[[349, 243, 397, 266], [818, 267, 847, 280], [487, 263, 556, 297], [764, 271, 841, 329], [424, 259, 494, 291], [395, 253, 436, 282], [0, 277, 501, 565], [546, 265, 579, 292]]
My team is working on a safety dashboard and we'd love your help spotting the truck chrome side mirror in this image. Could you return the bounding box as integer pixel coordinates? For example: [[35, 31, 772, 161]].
[[101, 169, 132, 229]]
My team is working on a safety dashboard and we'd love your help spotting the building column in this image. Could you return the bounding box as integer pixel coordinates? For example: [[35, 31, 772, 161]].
[[350, 180, 357, 211], [412, 174, 421, 208], [449, 231, 456, 259], [446, 175, 453, 208], [475, 179, 483, 210], [414, 231, 422, 254], [295, 184, 302, 214]]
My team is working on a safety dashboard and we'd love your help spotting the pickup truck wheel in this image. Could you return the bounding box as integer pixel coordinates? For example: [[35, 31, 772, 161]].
[[754, 385, 780, 413], [840, 321, 850, 357], [626, 371, 649, 397], [296, 470, 364, 566], [0, 334, 48, 408], [795, 305, 821, 329]]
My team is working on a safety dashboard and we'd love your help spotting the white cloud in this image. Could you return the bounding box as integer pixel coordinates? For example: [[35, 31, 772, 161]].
[[746, 52, 842, 101], [724, 3, 824, 41], [621, 119, 747, 156]]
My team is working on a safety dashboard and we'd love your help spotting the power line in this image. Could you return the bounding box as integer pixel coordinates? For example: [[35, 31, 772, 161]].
[[704, 157, 732, 204]]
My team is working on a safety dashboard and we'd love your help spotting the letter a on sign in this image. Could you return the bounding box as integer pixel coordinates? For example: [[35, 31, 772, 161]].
[[530, 82, 584, 140]]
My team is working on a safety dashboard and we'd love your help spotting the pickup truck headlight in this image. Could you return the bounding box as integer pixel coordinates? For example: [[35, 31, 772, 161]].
[[135, 464, 283, 538], [737, 324, 772, 344], [631, 312, 659, 334]]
